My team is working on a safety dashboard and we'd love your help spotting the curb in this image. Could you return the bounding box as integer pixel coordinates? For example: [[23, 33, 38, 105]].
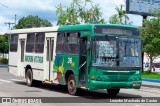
[[0, 64, 8, 67], [142, 78, 160, 83]]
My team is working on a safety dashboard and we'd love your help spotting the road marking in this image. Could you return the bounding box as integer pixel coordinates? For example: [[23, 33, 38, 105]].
[[10, 79, 25, 82], [0, 79, 12, 83]]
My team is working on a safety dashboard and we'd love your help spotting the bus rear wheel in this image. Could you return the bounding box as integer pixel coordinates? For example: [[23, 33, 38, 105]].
[[107, 88, 120, 96], [26, 69, 42, 87], [26, 69, 34, 87], [67, 74, 78, 95]]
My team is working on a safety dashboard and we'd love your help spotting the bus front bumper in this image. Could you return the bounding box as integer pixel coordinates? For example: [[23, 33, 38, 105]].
[[88, 80, 142, 90]]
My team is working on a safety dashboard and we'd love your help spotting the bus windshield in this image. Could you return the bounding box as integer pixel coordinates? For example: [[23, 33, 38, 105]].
[[92, 36, 141, 68]]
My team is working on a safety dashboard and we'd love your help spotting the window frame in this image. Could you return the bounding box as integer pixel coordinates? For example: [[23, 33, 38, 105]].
[[56, 33, 65, 54], [26, 32, 45, 53], [10, 34, 18, 52], [26, 33, 36, 53], [56, 32, 80, 55], [66, 32, 80, 54], [35, 32, 45, 53]]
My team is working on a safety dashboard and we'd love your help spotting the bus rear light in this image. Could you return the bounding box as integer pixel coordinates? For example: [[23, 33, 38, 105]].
[[90, 76, 95, 80]]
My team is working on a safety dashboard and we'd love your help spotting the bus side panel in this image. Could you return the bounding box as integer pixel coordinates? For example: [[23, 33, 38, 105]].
[[9, 52, 19, 76], [52, 54, 79, 86], [8, 66, 18, 77], [24, 53, 44, 81], [64, 54, 79, 86], [32, 69, 44, 81]]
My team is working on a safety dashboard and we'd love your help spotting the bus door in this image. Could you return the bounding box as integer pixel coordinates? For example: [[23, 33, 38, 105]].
[[18, 39, 25, 77], [46, 37, 55, 81], [79, 37, 87, 87]]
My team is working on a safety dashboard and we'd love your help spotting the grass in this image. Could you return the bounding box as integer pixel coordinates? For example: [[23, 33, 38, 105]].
[[142, 71, 160, 79]]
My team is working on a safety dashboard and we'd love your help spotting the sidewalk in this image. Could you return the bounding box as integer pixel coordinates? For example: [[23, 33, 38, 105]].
[[142, 79, 160, 88]]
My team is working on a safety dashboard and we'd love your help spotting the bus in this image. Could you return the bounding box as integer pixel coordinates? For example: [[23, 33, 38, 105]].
[[8, 24, 142, 96]]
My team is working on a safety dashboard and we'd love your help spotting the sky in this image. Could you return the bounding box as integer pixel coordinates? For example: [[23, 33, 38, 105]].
[[0, 0, 143, 34]]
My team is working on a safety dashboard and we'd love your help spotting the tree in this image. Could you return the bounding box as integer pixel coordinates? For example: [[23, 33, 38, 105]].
[[140, 9, 160, 72], [109, 14, 119, 24], [14, 15, 52, 29], [0, 34, 9, 57], [56, 0, 105, 25], [109, 4, 132, 25]]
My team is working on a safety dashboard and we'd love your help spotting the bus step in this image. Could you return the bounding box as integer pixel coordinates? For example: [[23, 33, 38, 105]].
[[80, 87, 87, 89], [44, 80, 52, 84]]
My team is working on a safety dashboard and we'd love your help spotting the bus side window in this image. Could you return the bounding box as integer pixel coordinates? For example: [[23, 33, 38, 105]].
[[10, 34, 18, 52], [66, 32, 80, 54], [35, 33, 45, 53], [26, 33, 35, 53], [56, 33, 65, 54]]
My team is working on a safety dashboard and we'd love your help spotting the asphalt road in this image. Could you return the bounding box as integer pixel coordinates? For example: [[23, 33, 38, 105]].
[[0, 67, 160, 106]]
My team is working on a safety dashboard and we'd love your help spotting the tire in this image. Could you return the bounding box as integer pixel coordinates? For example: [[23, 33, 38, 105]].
[[26, 69, 42, 87], [107, 89, 120, 96], [67, 74, 78, 95], [26, 69, 34, 87]]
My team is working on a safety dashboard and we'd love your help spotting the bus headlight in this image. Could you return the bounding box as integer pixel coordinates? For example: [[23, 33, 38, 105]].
[[132, 77, 140, 81]]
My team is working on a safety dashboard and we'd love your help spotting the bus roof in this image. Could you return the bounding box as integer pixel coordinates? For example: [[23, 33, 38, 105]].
[[7, 26, 59, 34], [58, 24, 138, 32], [7, 24, 138, 34]]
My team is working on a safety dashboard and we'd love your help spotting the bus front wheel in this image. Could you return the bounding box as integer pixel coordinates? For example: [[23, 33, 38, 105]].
[[67, 74, 78, 95], [107, 88, 120, 96]]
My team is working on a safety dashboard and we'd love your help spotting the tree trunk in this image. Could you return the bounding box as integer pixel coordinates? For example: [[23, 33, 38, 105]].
[[119, 16, 122, 24], [149, 56, 152, 72]]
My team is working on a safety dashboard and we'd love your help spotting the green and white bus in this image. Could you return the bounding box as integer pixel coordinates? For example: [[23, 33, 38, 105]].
[[8, 24, 142, 95]]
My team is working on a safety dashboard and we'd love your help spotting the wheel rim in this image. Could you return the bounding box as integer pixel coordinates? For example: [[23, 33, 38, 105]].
[[69, 80, 75, 92]]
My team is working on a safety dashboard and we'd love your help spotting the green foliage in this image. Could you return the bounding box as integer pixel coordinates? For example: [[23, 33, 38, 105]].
[[15, 15, 52, 29], [109, 14, 119, 24], [109, 4, 132, 25], [0, 35, 9, 54], [0, 58, 8, 64], [56, 0, 106, 25], [140, 9, 160, 72], [142, 71, 160, 79]]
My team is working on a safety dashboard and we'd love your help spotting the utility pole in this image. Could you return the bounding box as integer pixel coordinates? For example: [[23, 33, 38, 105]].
[[15, 14, 17, 26], [141, 15, 147, 72], [5, 22, 15, 30]]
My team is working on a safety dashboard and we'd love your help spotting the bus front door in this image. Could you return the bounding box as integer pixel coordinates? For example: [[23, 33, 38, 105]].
[[46, 37, 55, 81], [79, 37, 87, 87]]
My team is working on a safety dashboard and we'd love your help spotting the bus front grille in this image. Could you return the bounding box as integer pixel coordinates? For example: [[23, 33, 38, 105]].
[[103, 71, 135, 76], [108, 75, 130, 81]]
